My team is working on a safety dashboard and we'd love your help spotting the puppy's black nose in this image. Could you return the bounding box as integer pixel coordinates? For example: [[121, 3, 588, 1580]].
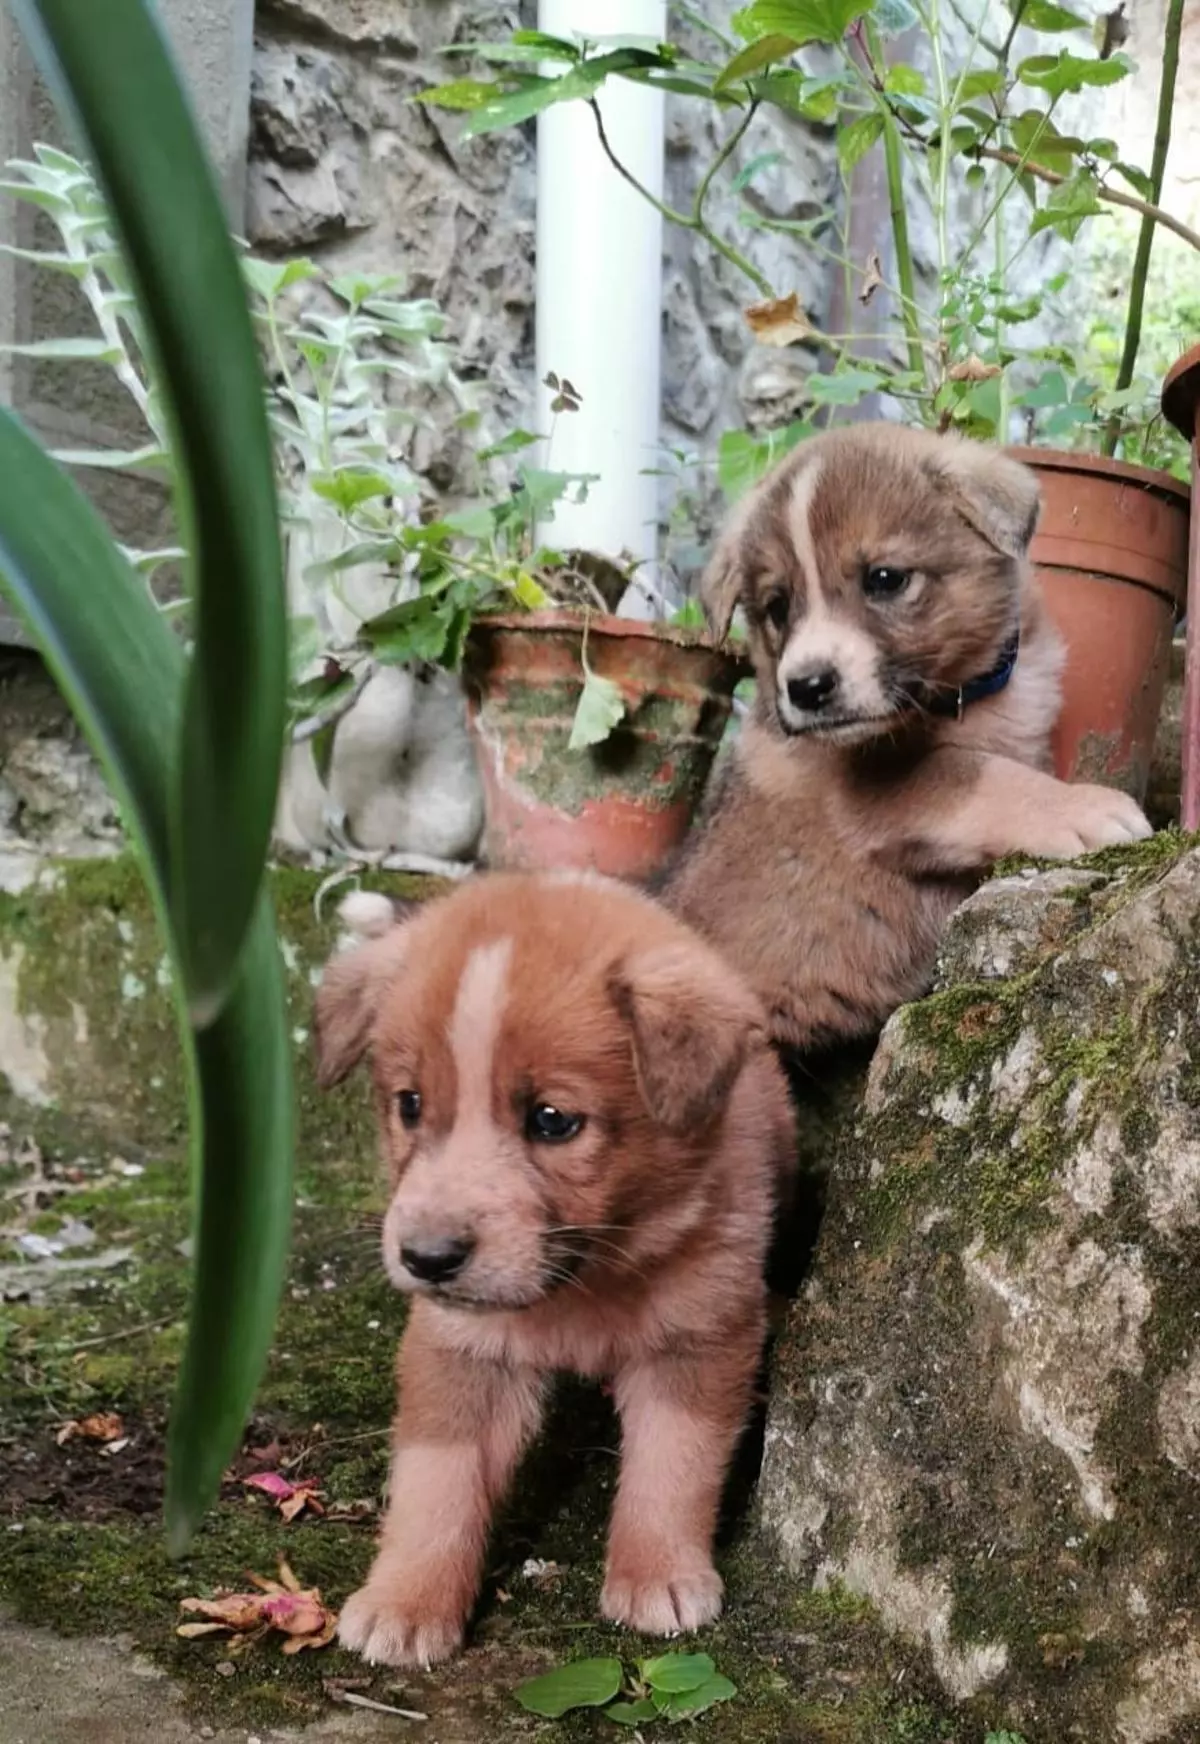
[[786, 668, 839, 712], [400, 1235, 475, 1284]]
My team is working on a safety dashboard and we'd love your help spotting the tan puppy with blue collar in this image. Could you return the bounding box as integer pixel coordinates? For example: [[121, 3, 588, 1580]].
[[661, 424, 1151, 1053]]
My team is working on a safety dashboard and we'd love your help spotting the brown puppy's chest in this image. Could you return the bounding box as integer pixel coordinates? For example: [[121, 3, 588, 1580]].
[[663, 747, 972, 1052]]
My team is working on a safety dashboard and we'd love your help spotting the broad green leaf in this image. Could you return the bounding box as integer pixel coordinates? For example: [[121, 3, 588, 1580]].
[[511, 28, 583, 55], [1113, 160, 1153, 199], [885, 63, 926, 96], [1015, 367, 1069, 407], [735, 0, 864, 43], [658, 1673, 738, 1718], [606, 1700, 661, 1725], [717, 422, 810, 500], [671, 596, 707, 628], [459, 52, 660, 137], [329, 270, 405, 307], [873, 0, 918, 32], [311, 468, 395, 512], [513, 1658, 624, 1717], [1028, 168, 1103, 238], [363, 596, 457, 666], [732, 149, 784, 192], [956, 68, 1004, 101], [477, 427, 541, 461], [838, 111, 885, 173], [443, 504, 498, 539], [569, 663, 627, 750], [805, 365, 879, 405], [511, 570, 551, 609], [642, 1652, 717, 1693], [517, 465, 598, 517], [241, 255, 318, 300], [1015, 0, 1085, 28], [416, 76, 497, 111], [304, 538, 402, 578], [19, 0, 288, 1024], [1, 334, 122, 362], [715, 33, 799, 89], [441, 39, 579, 63], [1017, 49, 1131, 95]]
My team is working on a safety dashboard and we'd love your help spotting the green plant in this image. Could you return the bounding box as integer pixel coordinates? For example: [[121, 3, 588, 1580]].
[[514, 1650, 737, 1726], [0, 0, 292, 1551], [422, 2, 1195, 470], [2, 147, 665, 759]]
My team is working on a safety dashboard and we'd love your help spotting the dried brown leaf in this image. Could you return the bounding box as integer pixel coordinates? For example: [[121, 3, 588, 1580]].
[[744, 292, 815, 348], [947, 353, 1002, 383], [858, 250, 884, 306]]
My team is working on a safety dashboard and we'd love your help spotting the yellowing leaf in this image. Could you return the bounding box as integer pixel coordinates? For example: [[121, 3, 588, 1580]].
[[569, 665, 626, 751]]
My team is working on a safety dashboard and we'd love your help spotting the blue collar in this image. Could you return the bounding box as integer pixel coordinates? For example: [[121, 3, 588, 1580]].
[[920, 631, 1020, 721]]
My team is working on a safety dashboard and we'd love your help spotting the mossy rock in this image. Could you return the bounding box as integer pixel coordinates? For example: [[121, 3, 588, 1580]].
[[761, 833, 1200, 1743]]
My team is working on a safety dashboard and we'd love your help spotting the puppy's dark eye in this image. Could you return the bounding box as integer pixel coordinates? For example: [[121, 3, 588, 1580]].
[[396, 1090, 422, 1130], [762, 591, 789, 630], [863, 564, 911, 599], [526, 1103, 585, 1144]]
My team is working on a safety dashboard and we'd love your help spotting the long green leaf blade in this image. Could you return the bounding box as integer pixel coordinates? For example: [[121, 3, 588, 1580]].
[[166, 894, 294, 1555], [17, 0, 288, 1022], [0, 406, 295, 1557]]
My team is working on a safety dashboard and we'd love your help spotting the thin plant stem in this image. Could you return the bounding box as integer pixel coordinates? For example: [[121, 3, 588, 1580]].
[[866, 23, 923, 380], [1103, 0, 1185, 456], [995, 204, 1010, 441], [587, 96, 774, 297]]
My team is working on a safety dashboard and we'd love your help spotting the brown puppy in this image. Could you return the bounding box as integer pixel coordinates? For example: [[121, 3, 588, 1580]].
[[661, 423, 1152, 1052], [315, 874, 796, 1668]]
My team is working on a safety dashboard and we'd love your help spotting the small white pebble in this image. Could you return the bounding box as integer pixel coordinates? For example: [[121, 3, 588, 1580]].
[[339, 890, 396, 939]]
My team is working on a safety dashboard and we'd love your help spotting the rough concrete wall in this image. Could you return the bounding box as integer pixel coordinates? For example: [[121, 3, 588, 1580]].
[[245, 0, 840, 541], [0, 0, 256, 647]]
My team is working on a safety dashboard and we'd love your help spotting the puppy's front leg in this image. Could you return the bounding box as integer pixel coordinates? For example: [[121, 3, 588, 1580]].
[[339, 1306, 544, 1668], [855, 748, 1151, 875], [602, 1325, 761, 1636]]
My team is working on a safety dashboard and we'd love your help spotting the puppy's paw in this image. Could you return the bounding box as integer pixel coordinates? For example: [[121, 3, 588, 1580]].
[[601, 1561, 724, 1636], [1024, 783, 1152, 860], [337, 1581, 464, 1669]]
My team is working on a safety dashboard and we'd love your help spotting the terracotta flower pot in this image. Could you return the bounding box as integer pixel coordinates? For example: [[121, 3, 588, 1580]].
[[1009, 446, 1189, 800], [463, 611, 745, 878]]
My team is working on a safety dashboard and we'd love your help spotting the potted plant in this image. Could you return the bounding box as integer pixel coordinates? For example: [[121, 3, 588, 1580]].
[[3, 149, 744, 879], [423, 0, 1195, 802]]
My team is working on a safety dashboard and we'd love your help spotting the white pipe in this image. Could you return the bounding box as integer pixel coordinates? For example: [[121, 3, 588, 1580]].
[[536, 0, 666, 604]]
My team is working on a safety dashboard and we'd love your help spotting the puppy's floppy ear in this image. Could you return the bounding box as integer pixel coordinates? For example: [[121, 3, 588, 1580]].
[[314, 900, 415, 1088], [611, 941, 767, 1133], [700, 522, 746, 643], [933, 438, 1041, 559]]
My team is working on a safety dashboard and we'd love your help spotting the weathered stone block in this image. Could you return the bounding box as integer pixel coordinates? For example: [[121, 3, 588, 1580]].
[[760, 833, 1200, 1742]]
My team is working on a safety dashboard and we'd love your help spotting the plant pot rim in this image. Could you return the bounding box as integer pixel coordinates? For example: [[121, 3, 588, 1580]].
[[468, 608, 735, 656], [1005, 444, 1190, 503], [1162, 344, 1200, 441]]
